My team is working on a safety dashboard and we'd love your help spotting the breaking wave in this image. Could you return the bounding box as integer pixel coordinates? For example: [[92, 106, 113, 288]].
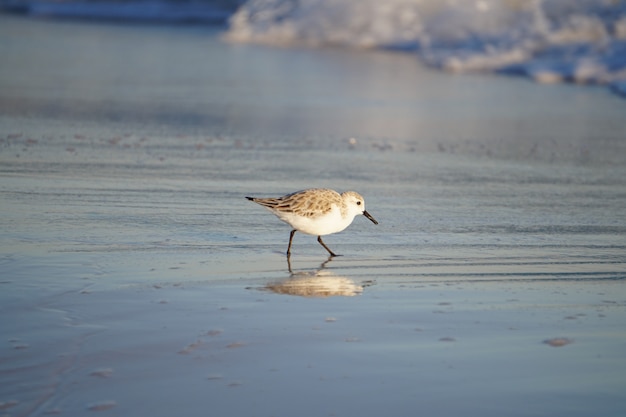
[[225, 0, 626, 96]]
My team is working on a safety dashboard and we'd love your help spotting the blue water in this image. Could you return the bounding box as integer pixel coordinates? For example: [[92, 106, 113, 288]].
[[3, 0, 626, 97]]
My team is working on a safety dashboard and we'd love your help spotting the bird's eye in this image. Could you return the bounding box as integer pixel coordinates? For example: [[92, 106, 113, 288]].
[[356, 201, 362, 206]]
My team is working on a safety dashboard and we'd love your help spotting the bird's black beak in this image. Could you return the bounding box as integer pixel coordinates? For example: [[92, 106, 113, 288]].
[[363, 210, 378, 225]]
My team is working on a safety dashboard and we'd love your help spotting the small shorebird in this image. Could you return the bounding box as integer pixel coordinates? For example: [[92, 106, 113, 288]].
[[246, 188, 378, 256]]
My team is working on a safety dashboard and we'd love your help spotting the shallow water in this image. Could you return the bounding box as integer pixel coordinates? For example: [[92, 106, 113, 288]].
[[1, 14, 626, 417]]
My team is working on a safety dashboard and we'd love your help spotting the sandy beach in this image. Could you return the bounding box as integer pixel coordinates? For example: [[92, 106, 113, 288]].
[[1, 13, 626, 417]]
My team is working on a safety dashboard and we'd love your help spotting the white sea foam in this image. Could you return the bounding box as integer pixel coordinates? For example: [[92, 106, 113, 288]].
[[225, 0, 626, 96]]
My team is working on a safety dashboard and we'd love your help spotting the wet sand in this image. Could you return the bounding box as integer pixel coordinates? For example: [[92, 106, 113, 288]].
[[1, 14, 626, 417]]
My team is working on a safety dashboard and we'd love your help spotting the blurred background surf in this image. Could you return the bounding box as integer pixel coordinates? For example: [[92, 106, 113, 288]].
[[2, 0, 626, 97]]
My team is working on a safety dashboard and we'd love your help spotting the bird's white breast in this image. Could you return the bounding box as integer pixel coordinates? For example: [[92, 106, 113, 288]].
[[273, 206, 353, 236]]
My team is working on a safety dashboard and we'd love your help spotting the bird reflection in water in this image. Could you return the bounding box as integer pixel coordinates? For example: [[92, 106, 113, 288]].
[[264, 256, 373, 298]]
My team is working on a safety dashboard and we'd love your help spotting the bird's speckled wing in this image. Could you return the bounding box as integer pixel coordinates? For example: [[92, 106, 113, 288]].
[[248, 189, 342, 219]]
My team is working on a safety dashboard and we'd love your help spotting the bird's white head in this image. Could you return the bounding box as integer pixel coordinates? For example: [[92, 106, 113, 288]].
[[341, 191, 378, 224]]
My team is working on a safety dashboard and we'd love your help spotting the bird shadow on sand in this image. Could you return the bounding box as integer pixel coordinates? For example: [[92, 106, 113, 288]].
[[261, 256, 375, 298]]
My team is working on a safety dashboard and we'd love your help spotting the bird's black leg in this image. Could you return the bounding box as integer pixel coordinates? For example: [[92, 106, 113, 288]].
[[287, 229, 297, 256], [286, 254, 293, 274], [317, 236, 338, 257]]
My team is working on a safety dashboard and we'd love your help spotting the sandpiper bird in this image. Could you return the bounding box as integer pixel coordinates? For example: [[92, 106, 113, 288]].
[[246, 188, 378, 256]]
